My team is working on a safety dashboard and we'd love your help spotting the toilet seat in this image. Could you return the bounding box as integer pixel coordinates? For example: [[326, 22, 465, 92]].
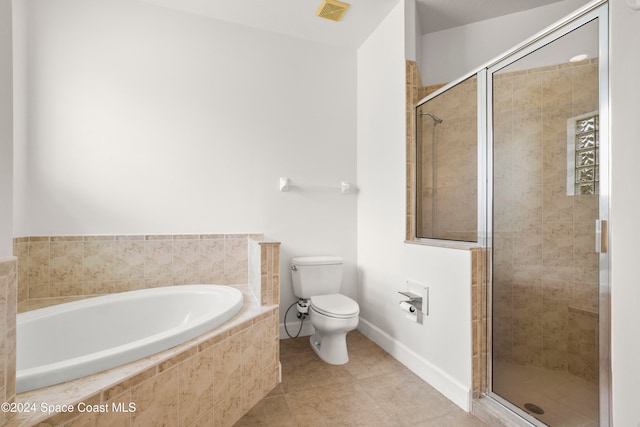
[[310, 294, 359, 319]]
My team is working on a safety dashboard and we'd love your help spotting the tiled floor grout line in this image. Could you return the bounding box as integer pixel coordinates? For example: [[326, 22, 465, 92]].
[[236, 331, 489, 427]]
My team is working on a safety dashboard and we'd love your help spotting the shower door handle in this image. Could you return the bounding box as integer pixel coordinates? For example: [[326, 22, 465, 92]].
[[595, 219, 608, 253]]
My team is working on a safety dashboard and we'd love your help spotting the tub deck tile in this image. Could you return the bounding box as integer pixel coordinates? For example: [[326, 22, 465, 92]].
[[9, 285, 278, 427]]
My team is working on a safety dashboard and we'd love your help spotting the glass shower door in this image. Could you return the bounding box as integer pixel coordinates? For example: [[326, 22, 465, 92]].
[[489, 7, 608, 426]]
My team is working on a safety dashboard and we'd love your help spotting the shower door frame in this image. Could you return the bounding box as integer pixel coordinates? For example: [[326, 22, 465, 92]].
[[484, 1, 610, 426]]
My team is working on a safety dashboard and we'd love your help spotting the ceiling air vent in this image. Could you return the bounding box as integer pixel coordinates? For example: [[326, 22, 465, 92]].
[[316, 0, 350, 22]]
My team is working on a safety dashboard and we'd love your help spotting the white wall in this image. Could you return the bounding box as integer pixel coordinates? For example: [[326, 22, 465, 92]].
[[610, 1, 640, 426], [420, 0, 588, 85], [0, 0, 12, 257], [404, 0, 423, 77], [357, 1, 472, 410], [14, 0, 358, 325]]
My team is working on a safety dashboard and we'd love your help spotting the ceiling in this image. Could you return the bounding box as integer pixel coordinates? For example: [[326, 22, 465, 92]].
[[416, 0, 566, 34], [138, 0, 568, 47]]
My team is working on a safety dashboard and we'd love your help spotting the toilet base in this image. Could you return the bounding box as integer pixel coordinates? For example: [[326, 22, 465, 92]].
[[309, 331, 349, 365]]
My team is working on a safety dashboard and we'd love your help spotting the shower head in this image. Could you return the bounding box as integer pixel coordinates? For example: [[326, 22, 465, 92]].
[[420, 112, 443, 124]]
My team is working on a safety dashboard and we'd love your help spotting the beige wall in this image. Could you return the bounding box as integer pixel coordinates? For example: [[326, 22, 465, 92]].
[[492, 59, 599, 381]]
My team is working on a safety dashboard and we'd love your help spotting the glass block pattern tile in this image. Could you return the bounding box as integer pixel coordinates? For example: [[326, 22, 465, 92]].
[[575, 115, 599, 195]]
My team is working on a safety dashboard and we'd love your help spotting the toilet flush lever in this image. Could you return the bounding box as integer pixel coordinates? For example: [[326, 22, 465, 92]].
[[595, 220, 608, 253]]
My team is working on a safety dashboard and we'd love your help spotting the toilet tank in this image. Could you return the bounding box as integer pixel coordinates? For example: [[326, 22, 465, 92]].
[[291, 256, 343, 299]]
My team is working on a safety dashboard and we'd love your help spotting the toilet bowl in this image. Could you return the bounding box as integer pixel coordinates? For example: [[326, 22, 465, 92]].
[[290, 256, 360, 365], [309, 293, 359, 365]]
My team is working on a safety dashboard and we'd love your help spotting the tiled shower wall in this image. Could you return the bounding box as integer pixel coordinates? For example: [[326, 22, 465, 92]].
[[492, 59, 600, 382], [13, 234, 262, 304], [407, 58, 600, 385], [0, 258, 17, 426], [416, 75, 478, 242]]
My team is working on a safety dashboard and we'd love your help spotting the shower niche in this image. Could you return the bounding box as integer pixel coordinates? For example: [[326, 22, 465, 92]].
[[415, 75, 478, 243]]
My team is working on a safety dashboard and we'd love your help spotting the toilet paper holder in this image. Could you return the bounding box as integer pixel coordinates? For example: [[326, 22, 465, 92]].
[[398, 291, 422, 313]]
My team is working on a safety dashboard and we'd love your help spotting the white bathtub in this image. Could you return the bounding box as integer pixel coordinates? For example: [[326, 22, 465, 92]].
[[16, 285, 243, 393]]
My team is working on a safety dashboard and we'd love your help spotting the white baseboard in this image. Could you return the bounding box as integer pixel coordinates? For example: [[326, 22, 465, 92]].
[[357, 317, 471, 411], [279, 320, 315, 339]]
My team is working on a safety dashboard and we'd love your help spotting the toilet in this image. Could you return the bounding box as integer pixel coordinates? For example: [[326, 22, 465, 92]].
[[290, 256, 359, 365]]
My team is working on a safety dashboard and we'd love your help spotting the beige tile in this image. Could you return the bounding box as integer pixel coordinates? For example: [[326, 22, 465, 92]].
[[356, 369, 456, 425], [200, 238, 225, 283], [416, 411, 488, 427], [173, 240, 200, 284], [244, 371, 268, 416], [215, 389, 244, 427], [113, 279, 145, 294], [189, 409, 215, 427], [50, 281, 84, 297], [50, 241, 83, 283], [131, 367, 179, 427], [83, 241, 115, 282], [543, 183, 573, 224], [144, 241, 173, 281], [113, 241, 145, 281], [178, 349, 214, 426], [279, 336, 311, 357], [83, 280, 116, 295], [286, 383, 395, 426], [66, 391, 133, 427], [213, 334, 243, 403], [28, 241, 50, 285], [235, 394, 297, 427], [225, 236, 248, 284], [344, 340, 404, 380], [280, 350, 352, 393], [241, 323, 263, 384]]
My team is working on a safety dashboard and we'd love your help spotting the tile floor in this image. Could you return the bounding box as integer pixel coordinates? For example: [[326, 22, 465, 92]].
[[235, 331, 487, 427], [492, 362, 599, 427]]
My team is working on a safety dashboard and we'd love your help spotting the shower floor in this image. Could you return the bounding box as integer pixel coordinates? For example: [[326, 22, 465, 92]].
[[492, 361, 599, 427]]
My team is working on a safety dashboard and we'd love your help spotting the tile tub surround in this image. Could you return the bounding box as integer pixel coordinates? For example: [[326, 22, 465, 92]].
[[0, 257, 18, 427], [6, 285, 279, 427], [13, 233, 263, 304], [248, 238, 280, 306]]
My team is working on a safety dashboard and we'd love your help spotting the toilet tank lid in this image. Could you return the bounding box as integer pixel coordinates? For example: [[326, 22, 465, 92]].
[[291, 256, 343, 266]]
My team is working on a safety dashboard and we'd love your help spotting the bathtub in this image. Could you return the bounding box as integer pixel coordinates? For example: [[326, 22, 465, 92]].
[[16, 285, 243, 393]]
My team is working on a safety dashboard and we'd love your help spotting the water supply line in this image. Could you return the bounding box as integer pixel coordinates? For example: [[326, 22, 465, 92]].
[[284, 299, 308, 339]]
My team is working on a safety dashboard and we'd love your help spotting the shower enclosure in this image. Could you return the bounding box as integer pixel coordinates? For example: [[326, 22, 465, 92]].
[[415, 75, 478, 243], [488, 6, 608, 424], [415, 1, 609, 425]]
